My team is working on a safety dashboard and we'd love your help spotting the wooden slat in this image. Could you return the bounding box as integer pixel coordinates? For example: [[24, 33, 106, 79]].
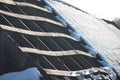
[[19, 46, 93, 57], [0, 24, 77, 41], [15, 2, 48, 12], [0, 1, 49, 12], [0, 10, 62, 26], [43, 67, 107, 77]]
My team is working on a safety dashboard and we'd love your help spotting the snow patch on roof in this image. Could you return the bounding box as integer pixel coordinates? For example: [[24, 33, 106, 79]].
[[0, 67, 42, 80]]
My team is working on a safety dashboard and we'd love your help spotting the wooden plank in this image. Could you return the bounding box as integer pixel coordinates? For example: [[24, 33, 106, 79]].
[[43, 67, 107, 77], [19, 47, 93, 57], [0, 1, 49, 12], [0, 10, 62, 26], [0, 24, 76, 41]]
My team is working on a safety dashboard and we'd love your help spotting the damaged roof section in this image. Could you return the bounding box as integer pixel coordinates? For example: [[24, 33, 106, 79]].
[[0, 0, 117, 80]]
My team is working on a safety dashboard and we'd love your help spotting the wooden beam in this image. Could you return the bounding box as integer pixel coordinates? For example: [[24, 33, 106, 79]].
[[0, 24, 77, 41], [0, 10, 62, 26], [19, 46, 93, 57], [43, 68, 107, 77]]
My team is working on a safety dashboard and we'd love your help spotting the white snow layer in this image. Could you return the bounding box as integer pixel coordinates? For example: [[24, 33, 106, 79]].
[[61, 0, 120, 21], [0, 67, 42, 80], [44, 0, 120, 77]]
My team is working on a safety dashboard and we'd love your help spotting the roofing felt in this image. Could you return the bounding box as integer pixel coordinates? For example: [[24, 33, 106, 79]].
[[0, 0, 117, 80]]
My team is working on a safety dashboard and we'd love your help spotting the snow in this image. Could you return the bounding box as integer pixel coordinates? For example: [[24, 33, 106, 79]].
[[44, 0, 120, 77], [61, 0, 120, 21], [71, 67, 115, 79], [102, 67, 117, 80], [0, 67, 42, 80], [90, 74, 102, 80], [68, 29, 80, 41], [56, 15, 67, 27], [44, 6, 52, 13], [83, 45, 97, 57], [71, 69, 92, 76]]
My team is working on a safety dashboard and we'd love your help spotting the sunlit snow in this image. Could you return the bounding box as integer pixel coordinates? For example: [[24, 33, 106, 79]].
[[61, 0, 120, 21]]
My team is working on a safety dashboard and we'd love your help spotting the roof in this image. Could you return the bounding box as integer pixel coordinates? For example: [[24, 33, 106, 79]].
[[0, 0, 116, 80], [45, 0, 120, 77]]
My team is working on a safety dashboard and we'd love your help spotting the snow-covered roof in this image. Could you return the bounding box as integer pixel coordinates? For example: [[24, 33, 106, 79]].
[[0, 0, 119, 80], [44, 0, 120, 78]]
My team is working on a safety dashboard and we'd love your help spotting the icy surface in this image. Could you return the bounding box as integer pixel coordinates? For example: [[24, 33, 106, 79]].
[[0, 67, 42, 80], [45, 0, 120, 76]]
